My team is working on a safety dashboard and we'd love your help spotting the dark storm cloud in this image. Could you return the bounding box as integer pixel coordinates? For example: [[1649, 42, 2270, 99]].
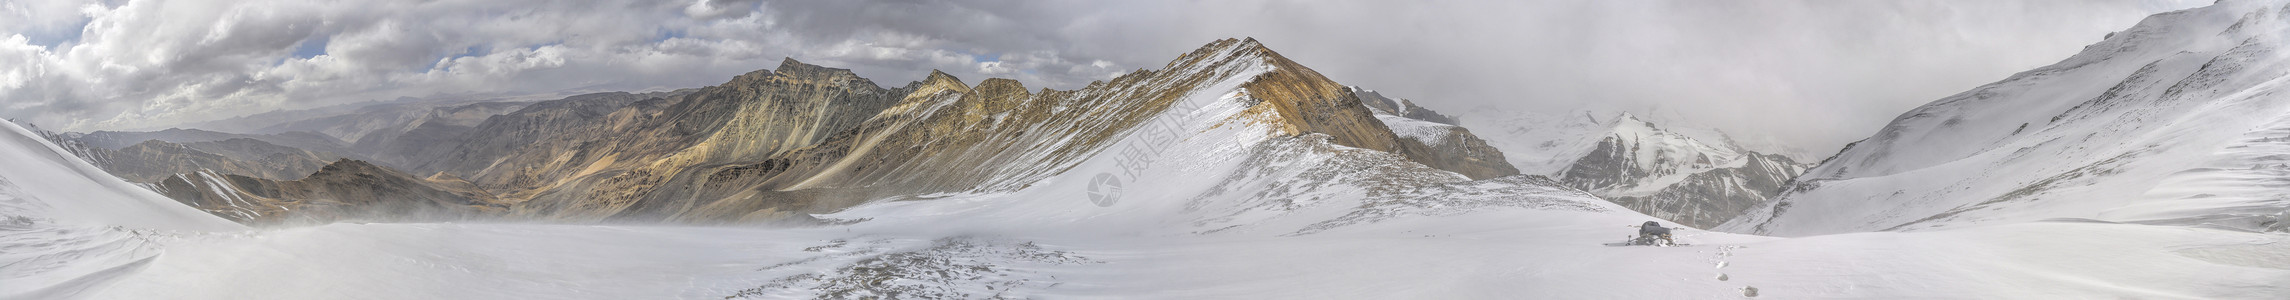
[[0, 0, 2207, 155]]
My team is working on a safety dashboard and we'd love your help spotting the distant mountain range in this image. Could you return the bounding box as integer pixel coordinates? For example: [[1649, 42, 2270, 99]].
[[1458, 108, 1811, 228], [28, 37, 1825, 230], [34, 38, 1534, 226]]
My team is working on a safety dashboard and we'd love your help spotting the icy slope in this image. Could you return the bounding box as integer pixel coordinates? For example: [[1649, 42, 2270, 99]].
[[0, 121, 245, 298], [1726, 0, 2290, 236], [0, 122, 241, 231]]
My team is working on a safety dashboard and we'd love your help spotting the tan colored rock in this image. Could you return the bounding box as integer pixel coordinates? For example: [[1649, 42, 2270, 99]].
[[161, 38, 1528, 225]]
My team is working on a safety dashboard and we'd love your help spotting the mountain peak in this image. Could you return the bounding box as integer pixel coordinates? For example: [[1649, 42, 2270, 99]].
[[1164, 37, 1286, 71], [924, 69, 964, 85], [973, 78, 1028, 95], [319, 158, 383, 173], [972, 78, 1032, 102], [1608, 112, 1657, 132], [775, 57, 808, 72], [914, 69, 972, 95], [1236, 37, 1269, 52], [1613, 111, 1643, 122], [768, 57, 879, 89]]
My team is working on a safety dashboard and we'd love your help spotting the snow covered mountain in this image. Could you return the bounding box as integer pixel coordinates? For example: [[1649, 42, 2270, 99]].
[[1725, 0, 2290, 236], [0, 40, 1737, 298], [33, 39, 1524, 226], [1462, 109, 1810, 228], [8, 64, 2287, 298], [1557, 114, 1808, 228], [323, 39, 1522, 223]]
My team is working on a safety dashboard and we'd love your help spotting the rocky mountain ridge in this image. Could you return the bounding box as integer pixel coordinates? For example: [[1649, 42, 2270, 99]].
[[49, 38, 1524, 225]]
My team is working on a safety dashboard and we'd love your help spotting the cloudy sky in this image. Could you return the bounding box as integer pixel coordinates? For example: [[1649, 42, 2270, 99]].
[[0, 0, 2207, 156]]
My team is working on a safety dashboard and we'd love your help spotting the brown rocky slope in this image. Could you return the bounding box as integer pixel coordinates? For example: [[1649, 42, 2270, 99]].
[[78, 38, 1525, 226]]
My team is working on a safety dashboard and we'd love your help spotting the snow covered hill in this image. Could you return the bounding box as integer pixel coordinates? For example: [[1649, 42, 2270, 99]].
[[1725, 0, 2290, 236]]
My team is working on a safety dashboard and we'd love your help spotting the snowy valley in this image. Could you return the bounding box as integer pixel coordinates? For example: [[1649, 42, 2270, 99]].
[[6, 1, 2290, 299]]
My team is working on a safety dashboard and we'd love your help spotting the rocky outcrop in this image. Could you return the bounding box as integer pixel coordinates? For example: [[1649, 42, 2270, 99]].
[[1390, 128, 1519, 180], [1354, 87, 1518, 179], [1354, 87, 1460, 125], [370, 58, 911, 221]]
